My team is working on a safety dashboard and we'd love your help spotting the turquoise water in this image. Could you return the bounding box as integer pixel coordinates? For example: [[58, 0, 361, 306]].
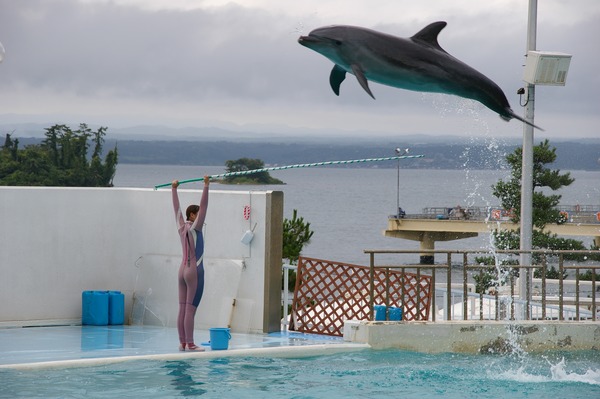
[[2, 350, 598, 398]]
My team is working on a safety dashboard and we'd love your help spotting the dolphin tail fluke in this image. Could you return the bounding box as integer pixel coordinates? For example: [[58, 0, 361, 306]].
[[504, 109, 545, 131]]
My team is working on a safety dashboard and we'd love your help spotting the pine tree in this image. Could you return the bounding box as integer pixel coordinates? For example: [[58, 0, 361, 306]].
[[475, 140, 587, 291], [282, 209, 314, 291]]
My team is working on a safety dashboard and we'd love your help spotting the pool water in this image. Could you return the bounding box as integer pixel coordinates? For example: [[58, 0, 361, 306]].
[[1, 349, 599, 398]]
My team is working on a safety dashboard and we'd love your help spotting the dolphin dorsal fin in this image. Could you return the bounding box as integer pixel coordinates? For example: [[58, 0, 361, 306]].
[[411, 21, 447, 52]]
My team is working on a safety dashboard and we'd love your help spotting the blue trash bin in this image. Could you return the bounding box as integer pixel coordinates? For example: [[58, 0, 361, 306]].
[[389, 306, 403, 321], [373, 305, 387, 321], [108, 291, 125, 325], [82, 291, 109, 326]]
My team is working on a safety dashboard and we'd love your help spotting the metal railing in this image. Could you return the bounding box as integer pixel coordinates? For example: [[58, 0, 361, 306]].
[[435, 286, 594, 321], [282, 263, 296, 331], [392, 205, 600, 224], [364, 249, 599, 322]]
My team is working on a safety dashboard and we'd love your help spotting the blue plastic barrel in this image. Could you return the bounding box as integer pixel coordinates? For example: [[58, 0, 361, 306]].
[[388, 306, 403, 321], [373, 305, 387, 321], [209, 328, 232, 350], [82, 291, 109, 325], [108, 291, 125, 325]]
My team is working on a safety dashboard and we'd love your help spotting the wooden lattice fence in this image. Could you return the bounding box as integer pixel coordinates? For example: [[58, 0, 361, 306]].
[[290, 257, 432, 336]]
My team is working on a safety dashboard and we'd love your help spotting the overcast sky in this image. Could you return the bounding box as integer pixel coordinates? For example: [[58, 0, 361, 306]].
[[0, 0, 598, 139]]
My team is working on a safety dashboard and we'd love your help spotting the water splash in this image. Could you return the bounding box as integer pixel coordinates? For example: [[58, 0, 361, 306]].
[[549, 358, 600, 385], [292, 22, 305, 35], [491, 357, 600, 386], [437, 98, 531, 355]]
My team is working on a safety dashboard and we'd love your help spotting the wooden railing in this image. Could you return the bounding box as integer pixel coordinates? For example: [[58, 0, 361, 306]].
[[289, 257, 432, 337]]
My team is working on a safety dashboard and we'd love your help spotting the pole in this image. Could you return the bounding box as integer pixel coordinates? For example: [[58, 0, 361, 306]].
[[519, 0, 537, 315], [394, 148, 408, 216], [394, 148, 401, 214], [396, 157, 400, 213], [154, 154, 424, 189]]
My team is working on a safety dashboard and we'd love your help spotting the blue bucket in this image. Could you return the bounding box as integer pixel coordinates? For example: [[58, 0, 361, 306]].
[[373, 305, 386, 321], [389, 306, 403, 321], [209, 328, 232, 350]]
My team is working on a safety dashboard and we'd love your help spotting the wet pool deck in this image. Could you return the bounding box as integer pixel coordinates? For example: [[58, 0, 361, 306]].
[[0, 325, 369, 370]]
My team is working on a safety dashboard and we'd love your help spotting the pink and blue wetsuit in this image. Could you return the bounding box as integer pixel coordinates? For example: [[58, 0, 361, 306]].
[[172, 185, 209, 346]]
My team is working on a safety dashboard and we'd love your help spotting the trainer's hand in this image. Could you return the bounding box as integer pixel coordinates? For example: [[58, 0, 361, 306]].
[[204, 175, 210, 186], [171, 180, 179, 188]]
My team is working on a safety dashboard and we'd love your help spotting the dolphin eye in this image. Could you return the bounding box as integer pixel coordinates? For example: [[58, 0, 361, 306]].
[[335, 40, 342, 45]]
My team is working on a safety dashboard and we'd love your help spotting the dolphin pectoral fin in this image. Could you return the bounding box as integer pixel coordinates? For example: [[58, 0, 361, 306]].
[[351, 64, 375, 99], [329, 65, 346, 96], [504, 108, 545, 131]]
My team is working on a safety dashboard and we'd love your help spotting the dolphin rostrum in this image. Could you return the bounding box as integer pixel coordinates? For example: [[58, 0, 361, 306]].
[[298, 22, 543, 130]]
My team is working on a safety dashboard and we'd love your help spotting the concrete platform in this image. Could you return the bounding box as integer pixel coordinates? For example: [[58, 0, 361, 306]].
[[343, 320, 600, 354], [0, 325, 368, 370]]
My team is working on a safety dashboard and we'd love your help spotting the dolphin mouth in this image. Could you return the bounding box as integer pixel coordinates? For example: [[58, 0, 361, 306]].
[[298, 35, 309, 44], [298, 35, 320, 46]]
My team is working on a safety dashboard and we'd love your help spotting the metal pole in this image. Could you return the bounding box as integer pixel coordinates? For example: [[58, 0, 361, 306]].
[[519, 0, 537, 313], [394, 148, 408, 216], [369, 252, 375, 321], [396, 157, 400, 213], [154, 154, 423, 189]]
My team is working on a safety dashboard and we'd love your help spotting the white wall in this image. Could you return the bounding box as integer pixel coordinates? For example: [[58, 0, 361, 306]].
[[0, 186, 283, 334]]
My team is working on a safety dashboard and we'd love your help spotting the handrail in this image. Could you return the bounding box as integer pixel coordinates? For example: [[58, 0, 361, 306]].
[[281, 263, 297, 331], [433, 286, 595, 321], [391, 205, 600, 224]]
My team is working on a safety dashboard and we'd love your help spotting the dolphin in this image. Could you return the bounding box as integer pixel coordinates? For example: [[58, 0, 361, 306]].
[[298, 22, 543, 130]]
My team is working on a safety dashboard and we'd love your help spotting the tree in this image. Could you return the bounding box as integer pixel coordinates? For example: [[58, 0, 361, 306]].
[[475, 140, 585, 291], [223, 158, 283, 184], [493, 139, 574, 229], [282, 209, 314, 291], [0, 124, 118, 187], [283, 209, 314, 264]]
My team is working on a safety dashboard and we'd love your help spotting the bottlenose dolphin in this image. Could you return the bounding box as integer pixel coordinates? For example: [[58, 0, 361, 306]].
[[298, 22, 542, 130]]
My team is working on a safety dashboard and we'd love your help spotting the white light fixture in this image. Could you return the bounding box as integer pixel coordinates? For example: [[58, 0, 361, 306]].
[[523, 51, 572, 86]]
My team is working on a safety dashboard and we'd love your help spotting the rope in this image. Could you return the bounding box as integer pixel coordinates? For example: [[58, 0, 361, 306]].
[[154, 154, 424, 189]]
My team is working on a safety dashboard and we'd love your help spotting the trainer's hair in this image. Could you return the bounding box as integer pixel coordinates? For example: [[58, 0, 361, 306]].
[[186, 205, 199, 221]]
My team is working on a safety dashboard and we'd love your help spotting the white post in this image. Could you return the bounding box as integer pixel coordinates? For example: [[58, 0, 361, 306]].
[[283, 264, 290, 331], [519, 0, 538, 316], [396, 157, 400, 213]]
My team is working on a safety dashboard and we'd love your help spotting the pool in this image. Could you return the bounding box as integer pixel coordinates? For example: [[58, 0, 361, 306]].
[[2, 349, 598, 398]]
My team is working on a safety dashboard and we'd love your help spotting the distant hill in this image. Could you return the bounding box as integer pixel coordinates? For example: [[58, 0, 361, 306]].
[[6, 137, 600, 171], [105, 139, 599, 171], [2, 123, 599, 170]]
